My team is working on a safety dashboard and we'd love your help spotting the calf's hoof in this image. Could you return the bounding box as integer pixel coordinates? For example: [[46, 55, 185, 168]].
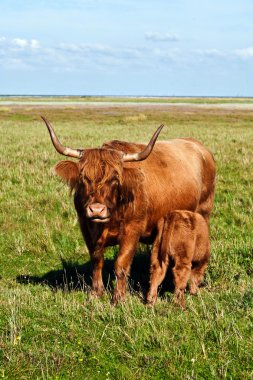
[[190, 282, 201, 295]]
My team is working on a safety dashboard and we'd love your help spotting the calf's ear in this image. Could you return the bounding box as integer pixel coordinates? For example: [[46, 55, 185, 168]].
[[54, 160, 79, 190]]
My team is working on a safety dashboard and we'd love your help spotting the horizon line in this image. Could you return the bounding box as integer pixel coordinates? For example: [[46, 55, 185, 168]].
[[1, 94, 253, 99]]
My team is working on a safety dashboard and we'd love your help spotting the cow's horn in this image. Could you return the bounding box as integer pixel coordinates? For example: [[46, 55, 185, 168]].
[[122, 124, 164, 162], [41, 116, 84, 159]]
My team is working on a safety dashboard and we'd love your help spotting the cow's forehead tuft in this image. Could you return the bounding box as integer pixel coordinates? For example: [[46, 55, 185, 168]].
[[79, 148, 123, 183]]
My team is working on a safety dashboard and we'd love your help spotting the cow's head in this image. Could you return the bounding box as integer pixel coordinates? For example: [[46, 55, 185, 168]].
[[41, 116, 163, 223]]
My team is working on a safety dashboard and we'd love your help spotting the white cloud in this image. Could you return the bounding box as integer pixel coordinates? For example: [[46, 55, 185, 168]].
[[195, 49, 226, 58], [1, 34, 253, 74], [0, 36, 42, 70], [58, 43, 114, 55], [12, 38, 29, 48], [31, 39, 40, 49], [235, 47, 253, 59], [153, 47, 181, 61], [0, 37, 41, 51], [145, 32, 179, 42], [58, 42, 145, 62]]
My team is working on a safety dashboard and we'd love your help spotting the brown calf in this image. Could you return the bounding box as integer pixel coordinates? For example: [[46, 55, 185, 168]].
[[147, 211, 210, 308]]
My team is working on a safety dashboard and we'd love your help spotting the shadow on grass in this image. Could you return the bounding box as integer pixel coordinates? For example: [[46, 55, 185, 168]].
[[16, 247, 174, 300]]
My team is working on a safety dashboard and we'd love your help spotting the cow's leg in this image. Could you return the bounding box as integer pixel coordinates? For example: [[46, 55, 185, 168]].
[[112, 229, 140, 305], [190, 258, 209, 295], [90, 250, 105, 296], [147, 219, 168, 306], [89, 227, 109, 297]]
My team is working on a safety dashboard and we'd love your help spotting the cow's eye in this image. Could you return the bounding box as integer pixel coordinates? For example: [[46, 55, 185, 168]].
[[110, 178, 119, 188], [83, 177, 93, 191], [112, 173, 120, 182], [83, 176, 92, 184]]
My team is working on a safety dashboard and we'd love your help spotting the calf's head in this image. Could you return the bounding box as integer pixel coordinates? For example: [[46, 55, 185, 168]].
[[41, 116, 163, 223]]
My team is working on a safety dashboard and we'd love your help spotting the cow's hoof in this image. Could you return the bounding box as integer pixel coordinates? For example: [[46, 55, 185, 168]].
[[111, 292, 124, 306], [173, 295, 186, 310], [146, 292, 157, 307], [146, 300, 156, 307], [90, 287, 104, 298]]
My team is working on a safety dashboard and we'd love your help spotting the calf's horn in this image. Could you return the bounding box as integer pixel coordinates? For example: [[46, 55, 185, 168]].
[[41, 116, 84, 159], [122, 124, 164, 162]]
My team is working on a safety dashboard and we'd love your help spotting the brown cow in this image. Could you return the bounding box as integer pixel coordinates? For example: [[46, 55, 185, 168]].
[[41, 117, 215, 304], [147, 211, 210, 308]]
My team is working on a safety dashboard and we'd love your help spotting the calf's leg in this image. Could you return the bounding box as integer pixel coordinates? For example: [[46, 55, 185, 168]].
[[147, 219, 168, 305], [173, 257, 192, 309], [190, 258, 209, 295]]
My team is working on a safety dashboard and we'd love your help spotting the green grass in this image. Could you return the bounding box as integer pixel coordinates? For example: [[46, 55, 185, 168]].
[[0, 103, 253, 379]]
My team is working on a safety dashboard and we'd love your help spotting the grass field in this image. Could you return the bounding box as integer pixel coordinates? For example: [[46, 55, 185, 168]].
[[0, 101, 253, 379]]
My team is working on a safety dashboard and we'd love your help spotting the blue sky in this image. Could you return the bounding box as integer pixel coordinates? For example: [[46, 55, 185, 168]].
[[0, 0, 253, 96]]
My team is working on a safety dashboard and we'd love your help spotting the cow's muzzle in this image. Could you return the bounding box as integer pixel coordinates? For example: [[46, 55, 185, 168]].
[[86, 203, 110, 223]]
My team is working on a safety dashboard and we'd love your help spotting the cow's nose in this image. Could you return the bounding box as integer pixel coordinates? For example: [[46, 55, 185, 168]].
[[89, 203, 106, 215]]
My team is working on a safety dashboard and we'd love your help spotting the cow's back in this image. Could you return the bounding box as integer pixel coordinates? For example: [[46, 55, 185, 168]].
[[103, 138, 215, 234]]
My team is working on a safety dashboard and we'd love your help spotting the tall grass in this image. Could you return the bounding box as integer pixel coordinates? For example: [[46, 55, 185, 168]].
[[0, 103, 252, 379]]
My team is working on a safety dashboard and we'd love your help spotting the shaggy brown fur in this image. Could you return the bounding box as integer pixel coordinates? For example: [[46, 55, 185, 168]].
[[53, 137, 215, 304], [147, 211, 210, 308]]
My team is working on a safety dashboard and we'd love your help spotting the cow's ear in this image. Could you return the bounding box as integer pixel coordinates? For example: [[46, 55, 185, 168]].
[[54, 160, 79, 189]]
